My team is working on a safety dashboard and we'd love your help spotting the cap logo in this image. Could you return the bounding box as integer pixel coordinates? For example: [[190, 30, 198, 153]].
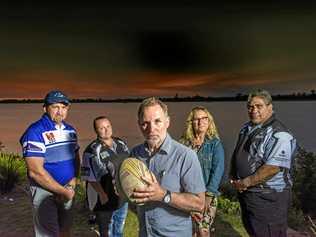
[[44, 90, 69, 105], [54, 92, 66, 98]]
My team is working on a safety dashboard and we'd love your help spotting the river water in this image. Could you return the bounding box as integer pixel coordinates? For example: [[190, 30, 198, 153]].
[[1, 101, 315, 158]]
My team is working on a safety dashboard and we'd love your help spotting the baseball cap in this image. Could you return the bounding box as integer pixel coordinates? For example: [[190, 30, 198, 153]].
[[44, 90, 70, 106]]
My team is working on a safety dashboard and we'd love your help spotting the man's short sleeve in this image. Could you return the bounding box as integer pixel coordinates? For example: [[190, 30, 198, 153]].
[[20, 128, 46, 158], [81, 150, 97, 182], [117, 138, 130, 153], [265, 131, 295, 169], [181, 149, 206, 194]]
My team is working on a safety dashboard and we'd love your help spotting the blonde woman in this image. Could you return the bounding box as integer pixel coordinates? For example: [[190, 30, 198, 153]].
[[180, 106, 224, 237]]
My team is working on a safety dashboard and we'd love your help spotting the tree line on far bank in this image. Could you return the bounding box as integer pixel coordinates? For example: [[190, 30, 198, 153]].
[[1, 90, 316, 104]]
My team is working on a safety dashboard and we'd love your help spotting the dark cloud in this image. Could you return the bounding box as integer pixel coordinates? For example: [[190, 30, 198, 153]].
[[135, 31, 202, 72], [0, 3, 316, 98]]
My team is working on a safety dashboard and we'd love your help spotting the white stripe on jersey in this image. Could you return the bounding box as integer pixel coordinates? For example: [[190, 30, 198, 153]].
[[46, 141, 78, 149], [42, 129, 77, 145], [22, 141, 46, 153]]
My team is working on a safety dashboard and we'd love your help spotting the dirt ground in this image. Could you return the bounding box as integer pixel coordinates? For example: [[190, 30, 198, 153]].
[[0, 184, 96, 237]]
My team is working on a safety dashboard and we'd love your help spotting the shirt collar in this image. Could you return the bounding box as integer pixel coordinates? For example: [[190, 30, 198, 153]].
[[248, 113, 276, 133], [42, 113, 66, 130], [144, 133, 171, 156], [97, 137, 117, 152]]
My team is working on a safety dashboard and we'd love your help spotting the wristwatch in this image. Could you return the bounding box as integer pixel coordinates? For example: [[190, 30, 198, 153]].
[[163, 190, 171, 204]]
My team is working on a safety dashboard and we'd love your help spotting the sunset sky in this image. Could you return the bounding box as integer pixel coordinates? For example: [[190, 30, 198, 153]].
[[1, 3, 316, 99]]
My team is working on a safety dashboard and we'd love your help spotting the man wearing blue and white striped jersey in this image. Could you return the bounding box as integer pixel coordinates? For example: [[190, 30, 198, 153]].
[[230, 89, 297, 237], [20, 90, 80, 237]]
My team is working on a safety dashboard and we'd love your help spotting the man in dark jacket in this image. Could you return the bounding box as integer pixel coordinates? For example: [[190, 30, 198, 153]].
[[81, 116, 129, 237], [230, 89, 297, 237]]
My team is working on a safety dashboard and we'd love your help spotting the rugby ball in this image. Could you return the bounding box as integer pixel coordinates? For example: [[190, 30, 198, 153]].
[[117, 157, 152, 205]]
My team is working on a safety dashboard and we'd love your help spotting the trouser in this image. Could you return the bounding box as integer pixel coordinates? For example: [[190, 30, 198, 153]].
[[30, 185, 73, 237], [109, 202, 128, 237], [238, 189, 291, 237], [96, 202, 128, 237]]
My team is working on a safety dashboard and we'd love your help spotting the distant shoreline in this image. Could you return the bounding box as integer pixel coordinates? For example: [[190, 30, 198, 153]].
[[1, 94, 316, 104]]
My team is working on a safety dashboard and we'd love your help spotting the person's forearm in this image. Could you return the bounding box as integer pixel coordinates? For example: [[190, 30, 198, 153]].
[[29, 169, 68, 196], [168, 192, 205, 213], [89, 182, 107, 196], [243, 164, 280, 188]]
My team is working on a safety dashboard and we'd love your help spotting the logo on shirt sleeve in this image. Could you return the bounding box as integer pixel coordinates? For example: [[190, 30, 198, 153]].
[[275, 150, 288, 161], [100, 151, 110, 162], [23, 141, 45, 153]]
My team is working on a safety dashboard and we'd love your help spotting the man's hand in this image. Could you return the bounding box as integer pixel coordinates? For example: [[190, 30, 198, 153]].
[[112, 179, 119, 196], [67, 177, 77, 190], [132, 172, 165, 204], [230, 178, 250, 192], [56, 186, 75, 203], [64, 186, 75, 200], [26, 157, 77, 200], [230, 165, 280, 193], [191, 211, 203, 222], [99, 192, 109, 205]]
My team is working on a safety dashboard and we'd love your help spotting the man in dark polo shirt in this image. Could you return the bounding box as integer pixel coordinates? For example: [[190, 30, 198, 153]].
[[230, 89, 297, 237], [81, 116, 129, 237]]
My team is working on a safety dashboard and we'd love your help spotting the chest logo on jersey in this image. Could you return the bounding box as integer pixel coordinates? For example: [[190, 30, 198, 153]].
[[100, 151, 110, 161], [69, 132, 77, 140], [277, 150, 287, 158], [45, 132, 56, 143]]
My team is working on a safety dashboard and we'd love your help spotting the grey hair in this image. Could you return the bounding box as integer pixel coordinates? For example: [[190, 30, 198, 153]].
[[247, 89, 273, 105], [137, 97, 168, 120]]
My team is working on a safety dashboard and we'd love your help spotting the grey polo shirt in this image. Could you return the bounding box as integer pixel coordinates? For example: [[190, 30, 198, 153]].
[[131, 133, 206, 237]]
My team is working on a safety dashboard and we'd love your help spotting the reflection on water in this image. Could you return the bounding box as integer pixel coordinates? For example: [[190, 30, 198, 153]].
[[1, 101, 315, 159]]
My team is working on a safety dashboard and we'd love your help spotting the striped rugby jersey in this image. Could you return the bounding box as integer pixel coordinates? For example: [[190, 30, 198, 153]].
[[20, 113, 79, 186]]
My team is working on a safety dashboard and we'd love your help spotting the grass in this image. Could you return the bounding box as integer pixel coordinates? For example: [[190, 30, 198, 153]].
[[120, 208, 248, 237], [120, 197, 249, 237], [0, 152, 26, 193], [123, 210, 139, 237], [216, 210, 249, 237], [71, 192, 248, 237]]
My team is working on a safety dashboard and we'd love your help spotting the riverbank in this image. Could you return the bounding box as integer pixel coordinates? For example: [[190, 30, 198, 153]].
[[0, 183, 93, 237], [0, 182, 311, 237]]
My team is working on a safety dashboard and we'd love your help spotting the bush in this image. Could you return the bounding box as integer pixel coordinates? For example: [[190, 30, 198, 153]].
[[218, 196, 241, 215], [0, 141, 5, 151], [288, 207, 306, 231], [74, 181, 87, 204], [0, 153, 26, 193], [292, 147, 316, 216]]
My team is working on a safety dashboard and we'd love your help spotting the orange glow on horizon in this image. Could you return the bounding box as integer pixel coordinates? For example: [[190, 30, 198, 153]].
[[0, 69, 314, 99]]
